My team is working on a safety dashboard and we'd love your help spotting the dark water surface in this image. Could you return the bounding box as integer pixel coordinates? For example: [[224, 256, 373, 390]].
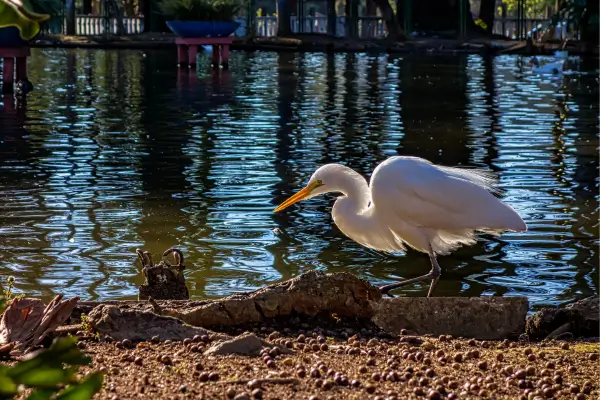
[[0, 49, 598, 309]]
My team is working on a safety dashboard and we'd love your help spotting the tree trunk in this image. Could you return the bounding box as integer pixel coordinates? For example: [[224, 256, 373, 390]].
[[478, 0, 495, 34], [580, 0, 599, 45], [142, 0, 151, 32], [83, 0, 92, 15], [345, 0, 359, 38], [277, 0, 292, 36], [371, 0, 404, 38], [106, 0, 126, 35], [327, 0, 337, 35], [66, 0, 76, 35]]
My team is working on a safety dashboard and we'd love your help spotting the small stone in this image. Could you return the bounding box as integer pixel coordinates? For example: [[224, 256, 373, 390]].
[[151, 335, 159, 343], [227, 388, 237, 399], [234, 394, 250, 400], [160, 355, 172, 365], [428, 391, 442, 400], [478, 361, 488, 370], [322, 380, 334, 390], [588, 353, 599, 361], [134, 357, 143, 366], [570, 385, 580, 394], [199, 372, 210, 382], [560, 343, 569, 350], [365, 384, 376, 394], [251, 388, 263, 399]]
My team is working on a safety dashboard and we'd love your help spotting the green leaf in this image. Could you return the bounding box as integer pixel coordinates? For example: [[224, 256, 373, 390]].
[[0, 375, 18, 395], [16, 367, 74, 388], [54, 372, 104, 400], [25, 389, 56, 400], [8, 338, 89, 380], [0, 0, 51, 40]]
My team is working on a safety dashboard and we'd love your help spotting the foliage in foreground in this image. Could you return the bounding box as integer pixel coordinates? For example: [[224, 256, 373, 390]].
[[157, 0, 246, 22], [0, 337, 103, 400], [0, 279, 103, 400], [0, 0, 50, 40]]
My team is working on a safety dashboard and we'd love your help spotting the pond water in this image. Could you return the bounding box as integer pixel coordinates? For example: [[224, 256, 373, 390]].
[[0, 49, 597, 309]]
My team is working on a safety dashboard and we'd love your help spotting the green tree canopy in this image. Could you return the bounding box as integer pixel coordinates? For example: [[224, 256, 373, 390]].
[[500, 0, 554, 18]]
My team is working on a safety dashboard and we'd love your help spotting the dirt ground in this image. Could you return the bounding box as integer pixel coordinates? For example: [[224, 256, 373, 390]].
[[63, 329, 599, 400]]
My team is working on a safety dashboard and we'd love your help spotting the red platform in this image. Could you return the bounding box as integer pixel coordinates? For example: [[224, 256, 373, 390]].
[[1, 46, 30, 94], [175, 37, 233, 69]]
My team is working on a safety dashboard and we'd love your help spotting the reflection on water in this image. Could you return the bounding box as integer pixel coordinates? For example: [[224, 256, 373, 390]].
[[0, 49, 597, 309]]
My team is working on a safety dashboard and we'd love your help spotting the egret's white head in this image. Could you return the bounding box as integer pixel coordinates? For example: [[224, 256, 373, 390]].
[[273, 164, 357, 212]]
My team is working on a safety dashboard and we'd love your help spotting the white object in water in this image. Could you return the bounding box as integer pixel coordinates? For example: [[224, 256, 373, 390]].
[[530, 56, 565, 74], [553, 50, 568, 59]]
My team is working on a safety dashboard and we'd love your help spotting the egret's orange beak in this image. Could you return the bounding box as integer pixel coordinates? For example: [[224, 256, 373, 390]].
[[273, 182, 319, 212]]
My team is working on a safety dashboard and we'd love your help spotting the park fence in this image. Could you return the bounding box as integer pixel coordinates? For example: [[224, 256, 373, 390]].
[[43, 15, 569, 41]]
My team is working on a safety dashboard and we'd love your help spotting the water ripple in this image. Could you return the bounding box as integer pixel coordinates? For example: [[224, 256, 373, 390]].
[[0, 49, 597, 309]]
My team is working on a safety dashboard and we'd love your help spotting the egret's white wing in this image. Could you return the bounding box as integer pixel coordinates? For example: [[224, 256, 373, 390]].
[[370, 157, 525, 232]]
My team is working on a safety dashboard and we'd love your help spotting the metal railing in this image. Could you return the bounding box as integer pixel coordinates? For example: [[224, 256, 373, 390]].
[[42, 15, 568, 41], [252, 16, 386, 38], [491, 17, 568, 40], [43, 15, 144, 36]]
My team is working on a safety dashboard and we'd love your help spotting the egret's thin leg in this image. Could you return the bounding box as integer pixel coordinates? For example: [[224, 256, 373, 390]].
[[379, 246, 442, 297], [426, 250, 442, 298]]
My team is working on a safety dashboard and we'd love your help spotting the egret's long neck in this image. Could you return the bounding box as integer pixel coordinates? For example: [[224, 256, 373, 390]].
[[330, 170, 372, 242], [331, 169, 370, 212]]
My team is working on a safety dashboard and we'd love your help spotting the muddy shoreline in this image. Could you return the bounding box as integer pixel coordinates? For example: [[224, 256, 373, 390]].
[[2, 271, 598, 399], [41, 333, 600, 400], [30, 33, 599, 56]]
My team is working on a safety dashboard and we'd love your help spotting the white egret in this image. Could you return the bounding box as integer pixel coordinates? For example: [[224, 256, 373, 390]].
[[273, 156, 527, 297]]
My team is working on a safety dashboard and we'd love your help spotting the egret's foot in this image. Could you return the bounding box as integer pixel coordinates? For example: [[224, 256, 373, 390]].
[[379, 266, 441, 297]]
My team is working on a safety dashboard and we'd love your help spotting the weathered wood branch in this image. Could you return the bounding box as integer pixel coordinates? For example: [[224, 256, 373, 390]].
[[72, 271, 529, 340]]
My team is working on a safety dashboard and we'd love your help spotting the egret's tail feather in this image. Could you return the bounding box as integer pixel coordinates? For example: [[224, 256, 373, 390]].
[[437, 166, 504, 196]]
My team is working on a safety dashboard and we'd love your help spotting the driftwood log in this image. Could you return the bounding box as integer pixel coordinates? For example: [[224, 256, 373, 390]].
[[71, 271, 529, 340]]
